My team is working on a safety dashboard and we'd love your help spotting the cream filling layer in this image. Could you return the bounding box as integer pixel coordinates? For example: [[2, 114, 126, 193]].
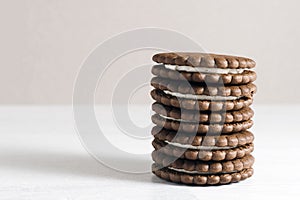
[[163, 90, 241, 101], [165, 141, 234, 150], [159, 114, 192, 123], [168, 167, 238, 175], [164, 64, 247, 74]]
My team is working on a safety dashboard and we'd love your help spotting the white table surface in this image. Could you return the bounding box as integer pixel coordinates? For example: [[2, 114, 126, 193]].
[[0, 105, 299, 199]]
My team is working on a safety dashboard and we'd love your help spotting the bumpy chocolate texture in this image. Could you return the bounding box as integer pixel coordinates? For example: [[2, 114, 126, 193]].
[[151, 114, 253, 134], [152, 139, 254, 161], [152, 65, 257, 84], [152, 52, 256, 68], [150, 52, 256, 185], [151, 89, 253, 111], [152, 126, 254, 147], [151, 77, 256, 97], [152, 164, 254, 185], [152, 103, 254, 123], [152, 151, 254, 173]]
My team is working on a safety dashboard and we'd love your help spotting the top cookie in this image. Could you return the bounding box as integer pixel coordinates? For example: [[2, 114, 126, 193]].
[[152, 52, 256, 69]]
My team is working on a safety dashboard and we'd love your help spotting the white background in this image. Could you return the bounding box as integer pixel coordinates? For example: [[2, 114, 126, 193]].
[[0, 0, 300, 104]]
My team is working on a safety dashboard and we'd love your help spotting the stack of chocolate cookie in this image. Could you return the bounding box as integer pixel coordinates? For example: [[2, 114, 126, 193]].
[[150, 52, 256, 185]]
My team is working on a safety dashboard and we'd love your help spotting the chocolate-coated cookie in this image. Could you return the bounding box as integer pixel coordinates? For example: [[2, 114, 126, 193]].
[[151, 89, 253, 111], [152, 65, 257, 84], [151, 114, 253, 134], [151, 126, 254, 148], [152, 151, 254, 174], [152, 163, 254, 185], [152, 52, 256, 69], [152, 102, 254, 123], [152, 139, 254, 161], [151, 76, 256, 98]]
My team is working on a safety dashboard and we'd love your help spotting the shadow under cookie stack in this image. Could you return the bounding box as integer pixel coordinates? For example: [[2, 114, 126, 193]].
[[150, 52, 256, 185]]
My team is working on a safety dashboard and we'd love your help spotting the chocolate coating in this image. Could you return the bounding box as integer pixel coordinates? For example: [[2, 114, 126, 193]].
[[152, 151, 255, 173], [151, 76, 257, 97], [152, 139, 254, 161], [152, 102, 254, 123], [152, 52, 256, 69], [151, 126, 254, 147], [152, 163, 254, 185], [151, 114, 253, 134], [151, 89, 253, 111], [151, 65, 257, 84]]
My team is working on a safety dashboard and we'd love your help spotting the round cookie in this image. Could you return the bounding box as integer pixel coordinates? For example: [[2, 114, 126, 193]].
[[152, 139, 254, 161], [152, 151, 254, 174], [151, 126, 254, 148], [151, 65, 257, 85], [152, 163, 254, 185], [151, 89, 253, 111], [152, 102, 254, 123], [152, 52, 256, 69], [151, 76, 256, 99], [151, 114, 253, 134]]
